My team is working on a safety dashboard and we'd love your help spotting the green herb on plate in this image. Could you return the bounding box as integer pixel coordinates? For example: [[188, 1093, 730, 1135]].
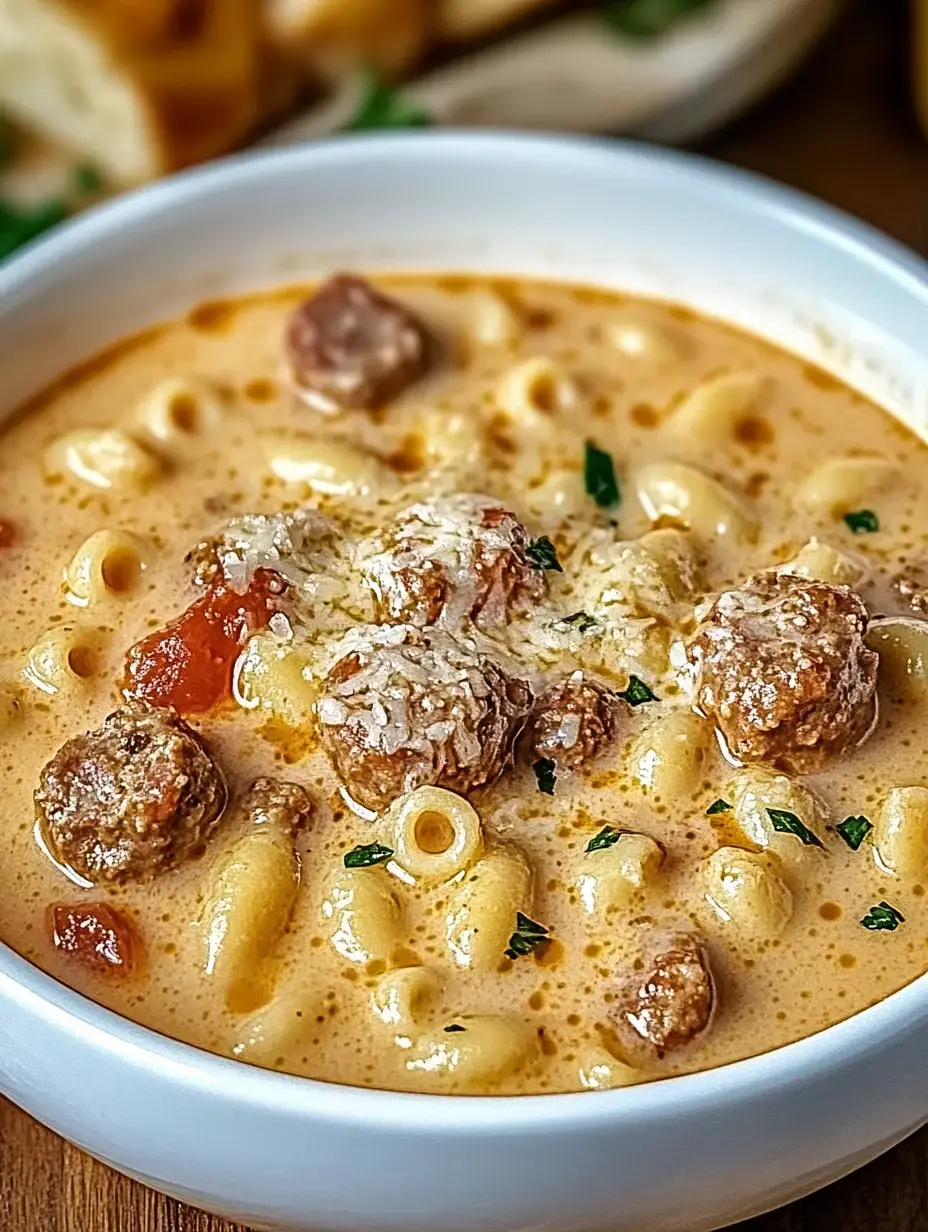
[[843, 509, 879, 535], [766, 808, 824, 849], [343, 69, 432, 132], [706, 798, 732, 815], [618, 675, 657, 706], [344, 841, 394, 869], [533, 757, 557, 795], [860, 901, 904, 932], [553, 611, 599, 635], [504, 912, 550, 960], [584, 440, 621, 508], [525, 535, 563, 572], [602, 0, 718, 41], [835, 815, 873, 852], [585, 825, 623, 853]]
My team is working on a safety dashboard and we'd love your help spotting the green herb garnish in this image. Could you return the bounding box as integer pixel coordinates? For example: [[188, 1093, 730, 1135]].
[[617, 675, 657, 706], [706, 799, 732, 815], [601, 0, 717, 40], [74, 164, 103, 195], [443, 1023, 466, 1033], [344, 841, 394, 869], [533, 757, 557, 795], [835, 815, 873, 852], [343, 69, 432, 132], [504, 912, 550, 960], [766, 808, 824, 849], [525, 535, 563, 572], [554, 611, 599, 635], [585, 825, 623, 853], [584, 440, 621, 509], [0, 198, 66, 262], [843, 509, 879, 534], [860, 901, 905, 931]]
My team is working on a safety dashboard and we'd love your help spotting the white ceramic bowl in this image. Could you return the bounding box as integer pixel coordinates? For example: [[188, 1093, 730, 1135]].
[[1, 135, 927, 1232]]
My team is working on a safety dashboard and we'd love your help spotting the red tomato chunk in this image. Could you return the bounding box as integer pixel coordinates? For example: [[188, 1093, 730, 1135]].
[[125, 570, 282, 714], [0, 518, 17, 549], [50, 902, 141, 977]]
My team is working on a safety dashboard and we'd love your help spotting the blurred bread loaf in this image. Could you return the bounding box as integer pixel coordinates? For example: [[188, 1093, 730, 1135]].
[[264, 0, 430, 83], [0, 0, 265, 186], [436, 0, 561, 42]]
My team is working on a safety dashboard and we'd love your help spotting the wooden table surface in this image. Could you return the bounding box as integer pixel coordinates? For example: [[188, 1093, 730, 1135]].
[[3, 2, 928, 1229]]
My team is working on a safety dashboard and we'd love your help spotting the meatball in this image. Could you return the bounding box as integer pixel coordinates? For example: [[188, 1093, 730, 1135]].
[[241, 777, 313, 834], [316, 627, 533, 812], [285, 273, 432, 413], [360, 495, 548, 629], [609, 931, 715, 1063], [35, 701, 227, 883], [526, 673, 620, 770], [691, 572, 877, 772]]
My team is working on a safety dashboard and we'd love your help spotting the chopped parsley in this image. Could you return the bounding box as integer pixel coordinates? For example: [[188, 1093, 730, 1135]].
[[601, 0, 718, 40], [504, 912, 550, 960], [554, 611, 599, 635], [74, 164, 103, 195], [843, 509, 879, 534], [766, 808, 824, 850], [584, 440, 621, 509], [533, 757, 557, 795], [0, 198, 67, 262], [860, 901, 905, 932], [343, 69, 432, 131], [835, 815, 873, 852], [443, 1023, 466, 1033], [525, 535, 563, 572], [617, 675, 657, 706], [344, 841, 394, 869], [706, 798, 732, 815], [585, 825, 623, 853]]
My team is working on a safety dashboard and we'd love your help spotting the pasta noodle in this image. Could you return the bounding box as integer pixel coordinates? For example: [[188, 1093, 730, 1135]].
[[387, 786, 483, 886], [232, 977, 324, 1067], [468, 290, 521, 348], [665, 372, 767, 442], [405, 1014, 535, 1088], [201, 827, 300, 1012], [576, 1046, 645, 1090], [64, 529, 147, 607], [45, 428, 160, 491], [233, 632, 317, 726], [777, 538, 866, 587], [321, 866, 403, 966], [635, 461, 758, 544], [129, 376, 224, 454], [575, 832, 664, 915], [729, 769, 828, 866], [496, 357, 578, 423], [632, 708, 711, 801], [266, 435, 393, 499], [703, 846, 793, 939], [22, 626, 105, 697], [874, 787, 928, 878], [444, 843, 532, 971], [793, 457, 899, 516], [370, 965, 441, 1036], [867, 618, 928, 700]]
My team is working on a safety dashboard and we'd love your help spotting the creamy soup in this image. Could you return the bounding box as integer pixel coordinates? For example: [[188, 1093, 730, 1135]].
[[1, 274, 927, 1096]]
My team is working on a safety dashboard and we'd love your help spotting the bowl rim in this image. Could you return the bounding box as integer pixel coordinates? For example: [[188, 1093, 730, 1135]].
[[2, 131, 928, 1131]]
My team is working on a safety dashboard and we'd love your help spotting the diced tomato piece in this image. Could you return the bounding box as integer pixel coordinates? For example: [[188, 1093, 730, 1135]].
[[0, 519, 17, 549], [50, 902, 142, 977], [125, 569, 283, 715]]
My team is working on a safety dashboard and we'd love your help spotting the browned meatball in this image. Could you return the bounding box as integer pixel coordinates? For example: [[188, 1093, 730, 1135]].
[[315, 627, 533, 811], [360, 495, 548, 629], [241, 777, 313, 834], [35, 701, 227, 883], [609, 931, 715, 1063], [526, 674, 620, 770], [285, 274, 431, 413], [691, 572, 877, 772]]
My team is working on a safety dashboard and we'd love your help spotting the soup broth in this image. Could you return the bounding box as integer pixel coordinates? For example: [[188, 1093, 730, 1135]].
[[1, 275, 926, 1094]]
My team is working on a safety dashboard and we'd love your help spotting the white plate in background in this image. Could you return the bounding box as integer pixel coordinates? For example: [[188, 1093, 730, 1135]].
[[267, 0, 843, 147]]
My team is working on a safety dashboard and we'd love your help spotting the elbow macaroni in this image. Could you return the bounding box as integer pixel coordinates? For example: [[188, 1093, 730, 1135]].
[[665, 372, 768, 443], [370, 965, 441, 1035], [867, 618, 928, 700], [793, 457, 898, 516], [23, 626, 105, 697], [577, 1046, 646, 1090], [233, 632, 317, 726], [496, 357, 578, 423], [321, 866, 403, 966], [386, 787, 483, 886], [703, 846, 793, 939], [632, 708, 711, 801], [64, 530, 147, 606], [729, 769, 828, 865], [201, 827, 300, 1011], [445, 843, 532, 971], [405, 1014, 535, 1088], [45, 428, 160, 491], [232, 976, 324, 1066], [266, 435, 394, 499], [468, 290, 522, 348], [129, 376, 224, 454], [635, 461, 758, 544], [575, 832, 664, 915], [777, 538, 866, 587], [873, 787, 928, 878]]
